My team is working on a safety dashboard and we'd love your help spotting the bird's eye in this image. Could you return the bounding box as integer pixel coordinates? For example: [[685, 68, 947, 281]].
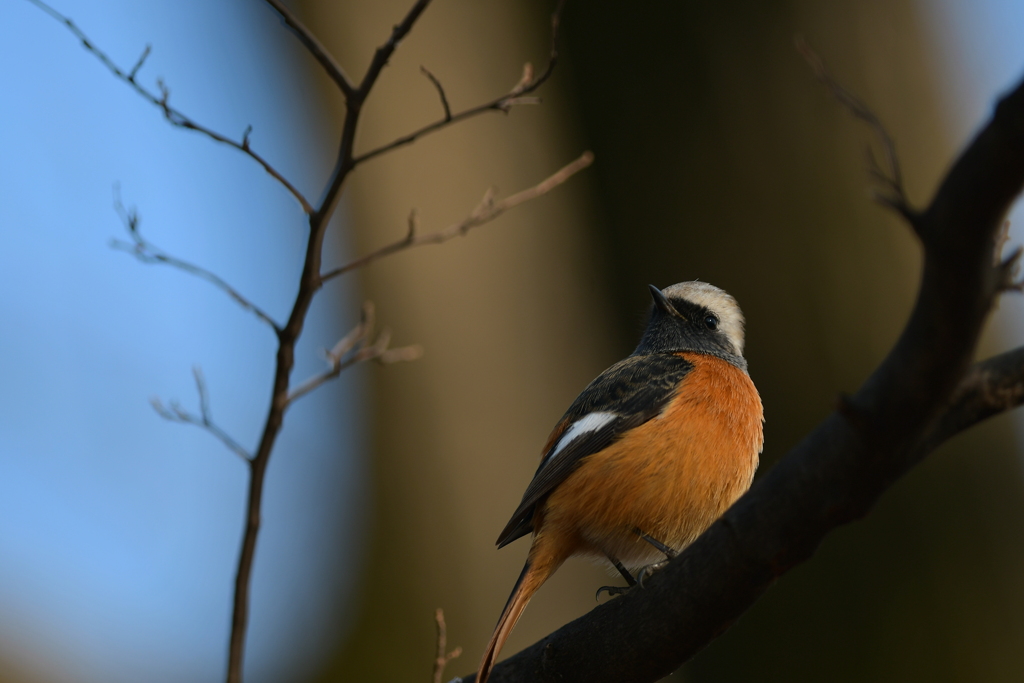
[[704, 315, 719, 330]]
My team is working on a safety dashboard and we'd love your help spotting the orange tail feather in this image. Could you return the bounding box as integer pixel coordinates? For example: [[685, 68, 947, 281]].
[[477, 553, 561, 683]]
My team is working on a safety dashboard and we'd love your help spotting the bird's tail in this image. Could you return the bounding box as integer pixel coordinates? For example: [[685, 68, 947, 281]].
[[476, 554, 560, 683]]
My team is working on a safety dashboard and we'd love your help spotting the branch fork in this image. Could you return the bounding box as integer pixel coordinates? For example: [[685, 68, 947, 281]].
[[797, 38, 920, 229], [151, 366, 252, 462], [432, 608, 463, 683]]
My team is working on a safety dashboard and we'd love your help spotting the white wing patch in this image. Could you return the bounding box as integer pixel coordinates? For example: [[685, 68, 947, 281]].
[[542, 411, 618, 465]]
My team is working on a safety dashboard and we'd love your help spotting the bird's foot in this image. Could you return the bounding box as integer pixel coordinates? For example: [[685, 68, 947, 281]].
[[596, 552, 638, 600], [637, 559, 670, 587], [595, 583, 634, 600], [596, 559, 671, 599]]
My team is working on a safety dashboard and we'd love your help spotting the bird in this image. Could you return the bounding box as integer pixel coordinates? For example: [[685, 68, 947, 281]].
[[475, 281, 763, 683]]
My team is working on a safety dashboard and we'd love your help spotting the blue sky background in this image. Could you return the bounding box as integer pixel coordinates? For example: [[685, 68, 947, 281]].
[[0, 1, 364, 681]]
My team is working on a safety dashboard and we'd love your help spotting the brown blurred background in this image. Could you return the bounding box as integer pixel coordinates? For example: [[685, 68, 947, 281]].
[[294, 1, 1024, 681]]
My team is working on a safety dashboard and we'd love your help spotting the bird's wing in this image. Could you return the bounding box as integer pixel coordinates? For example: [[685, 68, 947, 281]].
[[495, 352, 693, 548]]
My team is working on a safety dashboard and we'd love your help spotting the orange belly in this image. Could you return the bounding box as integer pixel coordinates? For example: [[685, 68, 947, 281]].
[[538, 352, 763, 568]]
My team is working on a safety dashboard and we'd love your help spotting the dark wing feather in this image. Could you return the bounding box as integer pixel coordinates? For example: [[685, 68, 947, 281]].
[[496, 353, 693, 547]]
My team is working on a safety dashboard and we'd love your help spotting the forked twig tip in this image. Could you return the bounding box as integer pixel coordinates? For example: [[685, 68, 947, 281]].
[[407, 208, 420, 242]]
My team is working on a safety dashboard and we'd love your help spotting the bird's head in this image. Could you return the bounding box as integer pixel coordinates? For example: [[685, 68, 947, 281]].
[[635, 281, 747, 367]]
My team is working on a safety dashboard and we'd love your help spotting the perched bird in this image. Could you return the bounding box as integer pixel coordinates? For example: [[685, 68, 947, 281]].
[[476, 281, 763, 683]]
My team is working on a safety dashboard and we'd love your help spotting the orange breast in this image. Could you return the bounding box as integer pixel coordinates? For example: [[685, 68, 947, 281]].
[[538, 352, 763, 568]]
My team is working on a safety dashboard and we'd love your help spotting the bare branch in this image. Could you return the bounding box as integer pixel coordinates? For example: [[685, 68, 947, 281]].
[[263, 0, 356, 99], [379, 344, 425, 364], [314, 0, 435, 223], [432, 608, 463, 683], [406, 208, 420, 242], [27, 0, 314, 214], [25, 1, 573, 679], [796, 37, 919, 229], [990, 221, 1024, 292], [995, 220, 1012, 266], [110, 189, 282, 333], [228, 3, 445, 679], [917, 346, 1024, 453], [286, 302, 422, 406], [357, 0, 433, 96], [150, 367, 252, 462], [421, 66, 452, 121], [28, 1, 578, 682], [322, 150, 593, 282], [352, 0, 566, 167], [997, 245, 1024, 292]]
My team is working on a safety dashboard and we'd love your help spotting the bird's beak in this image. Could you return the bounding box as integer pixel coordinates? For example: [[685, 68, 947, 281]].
[[648, 284, 684, 319]]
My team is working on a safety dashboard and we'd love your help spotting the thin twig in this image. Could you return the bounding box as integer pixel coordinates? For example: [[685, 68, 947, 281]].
[[150, 367, 252, 462], [27, 0, 314, 214], [995, 220, 1012, 266], [322, 150, 593, 282], [992, 221, 1024, 292], [286, 302, 422, 406], [433, 608, 463, 683], [998, 246, 1024, 292], [421, 66, 452, 121], [352, 0, 566, 167], [111, 189, 282, 333], [263, 0, 356, 99], [796, 37, 918, 228], [127, 44, 150, 81]]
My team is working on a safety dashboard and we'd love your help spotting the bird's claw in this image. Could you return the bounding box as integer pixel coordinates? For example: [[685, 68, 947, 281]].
[[637, 559, 670, 587], [596, 557, 675, 600], [595, 584, 633, 600]]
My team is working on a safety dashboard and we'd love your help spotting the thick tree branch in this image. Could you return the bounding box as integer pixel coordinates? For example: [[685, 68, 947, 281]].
[[28, 0, 314, 214], [321, 150, 593, 282], [463, 69, 1024, 683]]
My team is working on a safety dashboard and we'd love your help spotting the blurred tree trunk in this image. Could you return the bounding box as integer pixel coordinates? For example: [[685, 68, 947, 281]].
[[307, 1, 1024, 681], [302, 1, 612, 681]]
